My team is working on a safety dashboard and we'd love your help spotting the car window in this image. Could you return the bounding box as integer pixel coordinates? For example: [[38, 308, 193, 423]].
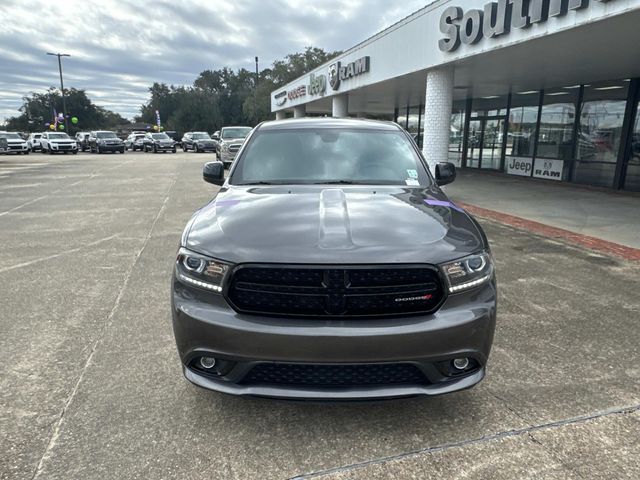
[[48, 133, 70, 139], [151, 133, 170, 140], [96, 132, 117, 139], [192, 133, 210, 140], [0, 133, 22, 139], [231, 128, 432, 186], [222, 128, 251, 139]]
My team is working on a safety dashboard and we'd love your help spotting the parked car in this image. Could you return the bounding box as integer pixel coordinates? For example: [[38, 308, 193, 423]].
[[40, 131, 78, 154], [75, 132, 91, 151], [171, 118, 497, 400], [181, 132, 216, 153], [0, 132, 29, 154], [27, 133, 43, 152], [125, 132, 146, 151], [217, 126, 252, 167], [88, 131, 125, 154], [143, 132, 176, 153], [211, 130, 221, 153], [0, 137, 7, 154]]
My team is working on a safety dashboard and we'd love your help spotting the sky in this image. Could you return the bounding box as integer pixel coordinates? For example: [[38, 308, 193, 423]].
[[0, 0, 428, 122]]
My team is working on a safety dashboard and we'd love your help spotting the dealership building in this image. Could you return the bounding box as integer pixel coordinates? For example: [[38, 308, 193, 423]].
[[271, 0, 640, 191]]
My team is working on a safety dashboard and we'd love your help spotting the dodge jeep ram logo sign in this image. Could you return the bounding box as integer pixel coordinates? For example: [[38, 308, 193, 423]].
[[308, 73, 327, 96], [274, 90, 287, 106], [328, 56, 371, 91], [439, 0, 615, 52]]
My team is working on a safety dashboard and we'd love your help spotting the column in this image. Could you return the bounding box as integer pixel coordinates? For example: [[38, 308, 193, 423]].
[[332, 95, 349, 118], [423, 67, 454, 174], [275, 111, 287, 120], [293, 105, 306, 118]]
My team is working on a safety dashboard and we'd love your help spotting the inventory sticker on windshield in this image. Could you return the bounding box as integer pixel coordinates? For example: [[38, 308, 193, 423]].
[[405, 179, 420, 186], [407, 169, 418, 179]]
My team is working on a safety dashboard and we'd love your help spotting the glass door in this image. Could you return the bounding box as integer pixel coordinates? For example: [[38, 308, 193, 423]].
[[481, 117, 505, 170], [466, 120, 482, 168]]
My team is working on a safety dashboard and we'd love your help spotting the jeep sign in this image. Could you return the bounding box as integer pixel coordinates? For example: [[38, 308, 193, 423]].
[[506, 156, 533, 177], [439, 0, 614, 52]]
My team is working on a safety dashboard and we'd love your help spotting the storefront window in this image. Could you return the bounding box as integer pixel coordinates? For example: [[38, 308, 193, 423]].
[[396, 108, 408, 130], [538, 88, 578, 161], [407, 106, 421, 146], [471, 95, 509, 117], [573, 80, 629, 187], [506, 92, 540, 159], [624, 102, 640, 191], [449, 103, 465, 166]]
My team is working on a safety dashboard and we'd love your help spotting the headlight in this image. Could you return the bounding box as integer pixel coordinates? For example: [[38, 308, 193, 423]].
[[440, 252, 494, 294], [175, 248, 232, 293]]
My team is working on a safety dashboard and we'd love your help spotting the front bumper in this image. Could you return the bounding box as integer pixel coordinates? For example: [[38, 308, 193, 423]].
[[172, 277, 497, 400], [151, 144, 175, 151], [7, 143, 29, 152], [49, 144, 78, 152], [97, 144, 124, 151]]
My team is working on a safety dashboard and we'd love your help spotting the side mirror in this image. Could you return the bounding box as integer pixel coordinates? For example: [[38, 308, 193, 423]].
[[212, 134, 220, 141], [435, 162, 456, 187], [203, 161, 225, 186]]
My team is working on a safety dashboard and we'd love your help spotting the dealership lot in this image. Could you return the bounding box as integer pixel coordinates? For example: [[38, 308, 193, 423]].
[[1, 152, 639, 479]]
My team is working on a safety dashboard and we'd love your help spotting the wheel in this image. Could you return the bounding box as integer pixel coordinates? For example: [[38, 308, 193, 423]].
[[120, 148, 125, 154], [72, 151, 77, 155], [195, 145, 200, 153], [97, 147, 102, 154], [182, 144, 187, 152], [172, 148, 177, 153], [48, 148, 54, 155], [153, 145, 158, 154]]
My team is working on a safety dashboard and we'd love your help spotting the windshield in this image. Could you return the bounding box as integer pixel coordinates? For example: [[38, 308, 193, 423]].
[[33, 134, 42, 139], [222, 127, 251, 139], [192, 133, 211, 140], [96, 132, 117, 139], [151, 133, 170, 140], [230, 129, 432, 186], [49, 133, 70, 139], [0, 133, 22, 140]]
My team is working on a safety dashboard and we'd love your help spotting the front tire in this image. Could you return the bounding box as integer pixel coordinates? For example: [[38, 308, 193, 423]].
[[153, 145, 158, 154]]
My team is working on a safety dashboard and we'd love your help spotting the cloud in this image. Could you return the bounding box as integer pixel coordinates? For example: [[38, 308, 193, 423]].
[[0, 0, 427, 122]]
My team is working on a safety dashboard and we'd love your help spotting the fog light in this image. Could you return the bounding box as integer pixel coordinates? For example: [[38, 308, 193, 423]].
[[200, 357, 217, 369], [453, 358, 470, 370]]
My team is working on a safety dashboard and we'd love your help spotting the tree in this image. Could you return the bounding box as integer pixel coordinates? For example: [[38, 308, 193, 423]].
[[5, 88, 130, 133]]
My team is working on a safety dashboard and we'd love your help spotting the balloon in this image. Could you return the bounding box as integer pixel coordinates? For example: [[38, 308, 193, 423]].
[[153, 125, 159, 131], [59, 124, 65, 130], [71, 117, 78, 124], [49, 124, 55, 130]]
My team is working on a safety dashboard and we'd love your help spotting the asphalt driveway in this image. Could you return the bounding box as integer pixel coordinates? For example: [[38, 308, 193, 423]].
[[1, 152, 638, 479]]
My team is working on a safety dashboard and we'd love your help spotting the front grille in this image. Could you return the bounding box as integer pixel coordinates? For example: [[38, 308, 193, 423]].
[[227, 265, 445, 318], [241, 363, 428, 387], [228, 143, 242, 153], [8, 145, 24, 151], [57, 144, 73, 150]]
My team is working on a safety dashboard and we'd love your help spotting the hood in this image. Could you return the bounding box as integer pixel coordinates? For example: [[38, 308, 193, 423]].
[[185, 186, 486, 265], [6, 138, 26, 144], [221, 137, 246, 144]]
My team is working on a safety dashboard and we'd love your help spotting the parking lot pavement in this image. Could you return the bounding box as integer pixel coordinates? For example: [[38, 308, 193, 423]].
[[1, 152, 639, 479]]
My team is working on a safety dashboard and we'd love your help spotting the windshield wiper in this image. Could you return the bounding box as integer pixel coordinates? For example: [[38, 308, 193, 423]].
[[313, 180, 357, 185]]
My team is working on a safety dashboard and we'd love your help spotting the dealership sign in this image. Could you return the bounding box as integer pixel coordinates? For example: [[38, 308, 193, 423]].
[[328, 56, 371, 91], [533, 158, 564, 181], [287, 85, 307, 101], [274, 90, 287, 106], [506, 156, 533, 177], [439, 0, 614, 52], [308, 73, 327, 96]]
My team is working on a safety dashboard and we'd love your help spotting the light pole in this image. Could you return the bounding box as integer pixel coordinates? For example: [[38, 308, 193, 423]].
[[47, 52, 71, 132], [254, 56, 259, 123]]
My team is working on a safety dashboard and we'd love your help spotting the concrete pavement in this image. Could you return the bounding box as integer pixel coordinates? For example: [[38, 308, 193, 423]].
[[1, 151, 639, 479], [447, 169, 640, 249]]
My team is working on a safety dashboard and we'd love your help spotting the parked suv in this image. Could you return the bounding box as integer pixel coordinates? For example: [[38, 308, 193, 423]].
[[75, 132, 91, 151], [217, 126, 252, 167], [143, 132, 176, 153], [40, 132, 78, 154], [125, 132, 146, 151], [182, 132, 216, 153], [27, 133, 43, 152], [171, 118, 497, 400], [0, 132, 29, 154], [89, 131, 125, 154]]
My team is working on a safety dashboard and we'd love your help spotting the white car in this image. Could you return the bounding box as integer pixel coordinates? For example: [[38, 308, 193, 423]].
[[40, 132, 78, 155], [0, 131, 29, 155], [27, 133, 43, 152]]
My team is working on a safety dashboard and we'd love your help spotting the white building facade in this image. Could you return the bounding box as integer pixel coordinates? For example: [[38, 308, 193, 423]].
[[271, 0, 640, 191]]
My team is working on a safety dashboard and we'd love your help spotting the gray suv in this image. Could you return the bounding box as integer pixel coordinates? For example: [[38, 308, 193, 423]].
[[172, 118, 497, 400]]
